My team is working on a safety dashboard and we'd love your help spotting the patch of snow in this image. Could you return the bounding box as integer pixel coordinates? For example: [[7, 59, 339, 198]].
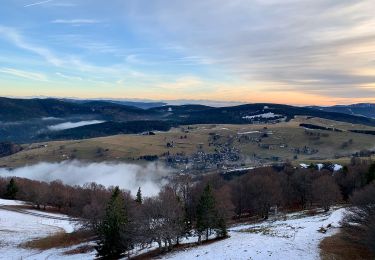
[[24, 210, 79, 233], [300, 163, 309, 169], [317, 163, 324, 170], [48, 120, 105, 131], [163, 208, 346, 260], [237, 131, 260, 135], [242, 112, 281, 120], [333, 164, 343, 171], [0, 198, 27, 206], [225, 167, 255, 173], [0, 202, 81, 259]]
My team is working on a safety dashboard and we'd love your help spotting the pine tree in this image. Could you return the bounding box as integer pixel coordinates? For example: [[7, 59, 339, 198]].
[[216, 217, 228, 238], [135, 187, 142, 204], [196, 184, 218, 243], [5, 178, 18, 199], [95, 186, 131, 258]]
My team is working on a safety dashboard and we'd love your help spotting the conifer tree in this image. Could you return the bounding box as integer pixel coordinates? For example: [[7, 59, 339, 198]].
[[95, 186, 131, 258], [216, 217, 228, 238], [5, 178, 18, 199], [135, 187, 142, 204], [196, 184, 218, 243]]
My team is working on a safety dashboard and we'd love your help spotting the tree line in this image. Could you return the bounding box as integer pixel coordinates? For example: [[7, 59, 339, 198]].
[[341, 162, 375, 255], [1, 157, 374, 258]]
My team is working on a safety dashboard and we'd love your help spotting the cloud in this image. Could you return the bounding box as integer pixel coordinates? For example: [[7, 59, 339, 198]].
[[51, 19, 100, 25], [49, 2, 76, 7], [0, 68, 47, 81], [56, 72, 83, 81], [24, 0, 53, 7], [3, 1, 375, 104], [158, 76, 203, 90], [121, 0, 375, 99], [0, 161, 170, 197], [0, 26, 63, 66], [0, 26, 129, 78], [48, 120, 105, 131], [50, 34, 120, 54]]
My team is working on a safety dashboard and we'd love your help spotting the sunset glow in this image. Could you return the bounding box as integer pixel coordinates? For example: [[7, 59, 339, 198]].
[[1, 1, 375, 105]]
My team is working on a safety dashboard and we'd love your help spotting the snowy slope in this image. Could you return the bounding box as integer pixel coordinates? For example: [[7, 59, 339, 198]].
[[0, 198, 27, 206], [163, 208, 345, 260], [0, 198, 345, 260], [0, 199, 93, 259]]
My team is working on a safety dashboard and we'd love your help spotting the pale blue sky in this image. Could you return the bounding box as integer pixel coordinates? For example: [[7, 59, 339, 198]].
[[1, 0, 375, 105]]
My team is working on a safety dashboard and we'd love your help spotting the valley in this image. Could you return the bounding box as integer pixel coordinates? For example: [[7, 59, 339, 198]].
[[1, 98, 375, 260], [1, 116, 375, 171], [2, 2, 375, 258]]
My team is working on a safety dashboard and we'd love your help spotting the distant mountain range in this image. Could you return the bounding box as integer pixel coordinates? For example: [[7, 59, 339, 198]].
[[63, 98, 166, 109], [1, 97, 375, 143], [308, 103, 375, 119]]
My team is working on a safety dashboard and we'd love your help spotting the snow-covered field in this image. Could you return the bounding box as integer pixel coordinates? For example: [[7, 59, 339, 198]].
[[163, 208, 345, 260], [0, 199, 94, 259], [0, 198, 345, 260]]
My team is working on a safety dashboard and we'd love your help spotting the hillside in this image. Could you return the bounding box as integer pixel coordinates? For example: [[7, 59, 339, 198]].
[[162, 208, 345, 260], [1, 117, 375, 169], [0, 97, 160, 122], [2, 97, 375, 143], [0, 199, 88, 259], [161, 103, 375, 126], [310, 103, 375, 119], [0, 197, 345, 260], [38, 120, 173, 140]]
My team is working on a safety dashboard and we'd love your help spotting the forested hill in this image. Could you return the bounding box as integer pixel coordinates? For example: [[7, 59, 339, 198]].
[[308, 103, 375, 119], [0, 97, 161, 122], [155, 103, 375, 126], [2, 97, 375, 143]]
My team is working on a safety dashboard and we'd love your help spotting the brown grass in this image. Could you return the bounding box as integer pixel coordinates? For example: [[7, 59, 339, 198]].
[[320, 232, 374, 260], [22, 230, 94, 250], [2, 118, 375, 168]]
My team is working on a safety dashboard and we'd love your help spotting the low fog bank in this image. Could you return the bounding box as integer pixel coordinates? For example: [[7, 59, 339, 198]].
[[48, 120, 105, 131], [0, 161, 170, 197]]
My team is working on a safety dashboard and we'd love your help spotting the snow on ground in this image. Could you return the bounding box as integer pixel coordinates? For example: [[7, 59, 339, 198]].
[[242, 112, 281, 120], [0, 200, 90, 259], [0, 198, 346, 260], [333, 164, 343, 171], [225, 166, 255, 173], [0, 198, 27, 206], [237, 131, 260, 135], [163, 208, 346, 260], [299, 163, 343, 172]]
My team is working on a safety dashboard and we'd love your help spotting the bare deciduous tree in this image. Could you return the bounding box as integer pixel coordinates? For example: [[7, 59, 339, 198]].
[[312, 175, 341, 212]]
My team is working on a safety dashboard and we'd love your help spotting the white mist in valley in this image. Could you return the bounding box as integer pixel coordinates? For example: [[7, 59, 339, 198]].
[[0, 161, 170, 197], [48, 120, 105, 131]]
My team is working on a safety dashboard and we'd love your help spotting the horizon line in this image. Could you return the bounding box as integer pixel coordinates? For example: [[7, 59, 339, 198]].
[[0, 95, 372, 108]]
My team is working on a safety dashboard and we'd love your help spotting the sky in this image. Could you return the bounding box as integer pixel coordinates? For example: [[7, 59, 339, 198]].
[[0, 0, 375, 106]]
